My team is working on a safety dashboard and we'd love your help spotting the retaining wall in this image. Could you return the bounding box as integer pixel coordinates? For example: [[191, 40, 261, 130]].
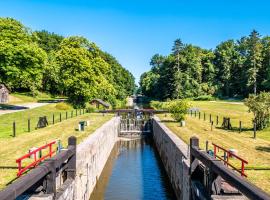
[[152, 117, 190, 200], [50, 116, 120, 200]]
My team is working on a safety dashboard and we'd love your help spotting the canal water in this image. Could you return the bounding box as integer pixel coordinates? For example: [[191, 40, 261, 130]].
[[90, 137, 176, 200]]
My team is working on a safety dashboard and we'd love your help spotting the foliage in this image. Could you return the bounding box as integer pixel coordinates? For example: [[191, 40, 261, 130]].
[[168, 100, 190, 122], [0, 18, 135, 107], [140, 30, 270, 100], [55, 102, 72, 110], [244, 92, 270, 129]]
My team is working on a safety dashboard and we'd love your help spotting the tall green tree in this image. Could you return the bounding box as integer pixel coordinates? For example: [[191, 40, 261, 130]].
[[0, 18, 47, 95], [246, 30, 263, 95]]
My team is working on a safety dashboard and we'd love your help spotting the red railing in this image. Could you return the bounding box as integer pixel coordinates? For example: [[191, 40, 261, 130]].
[[16, 141, 56, 177], [212, 143, 248, 177]]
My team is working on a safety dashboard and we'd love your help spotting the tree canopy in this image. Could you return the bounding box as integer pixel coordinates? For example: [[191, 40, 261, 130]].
[[0, 18, 135, 107], [140, 31, 270, 100]]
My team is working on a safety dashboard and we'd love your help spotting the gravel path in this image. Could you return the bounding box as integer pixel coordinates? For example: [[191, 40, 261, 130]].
[[0, 102, 50, 115]]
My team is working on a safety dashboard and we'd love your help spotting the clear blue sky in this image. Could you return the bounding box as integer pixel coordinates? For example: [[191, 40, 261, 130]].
[[1, 0, 270, 84]]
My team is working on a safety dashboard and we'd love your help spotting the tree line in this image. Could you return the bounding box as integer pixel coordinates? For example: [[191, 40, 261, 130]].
[[139, 30, 270, 100], [0, 18, 135, 107]]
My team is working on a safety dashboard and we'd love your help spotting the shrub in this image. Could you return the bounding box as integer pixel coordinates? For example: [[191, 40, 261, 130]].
[[150, 101, 163, 110], [55, 102, 72, 110], [168, 100, 190, 122], [244, 92, 270, 130]]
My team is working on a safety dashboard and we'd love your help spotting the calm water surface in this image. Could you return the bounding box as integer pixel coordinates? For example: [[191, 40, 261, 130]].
[[90, 138, 176, 200]]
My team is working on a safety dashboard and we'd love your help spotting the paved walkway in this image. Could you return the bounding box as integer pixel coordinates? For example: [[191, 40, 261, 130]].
[[0, 102, 50, 115]]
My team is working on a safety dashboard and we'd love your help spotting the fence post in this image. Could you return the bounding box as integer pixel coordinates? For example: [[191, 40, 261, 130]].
[[28, 118, 30, 132], [13, 121, 16, 137], [211, 121, 213, 131], [66, 111, 68, 120], [199, 112, 201, 119], [210, 114, 212, 123], [76, 109, 78, 116], [53, 114, 55, 124], [195, 111, 197, 117], [60, 113, 62, 122], [216, 116, 219, 125], [191, 110, 193, 117], [253, 120, 256, 139], [204, 112, 206, 121], [67, 136, 77, 179], [83, 109, 85, 114], [80, 109, 82, 115], [44, 159, 56, 195], [206, 140, 209, 152], [239, 121, 242, 133], [71, 110, 73, 118]]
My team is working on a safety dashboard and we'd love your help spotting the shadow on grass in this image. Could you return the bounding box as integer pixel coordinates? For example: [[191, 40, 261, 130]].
[[160, 119, 176, 123], [215, 126, 253, 132], [255, 145, 270, 153], [0, 166, 18, 169], [0, 104, 28, 110]]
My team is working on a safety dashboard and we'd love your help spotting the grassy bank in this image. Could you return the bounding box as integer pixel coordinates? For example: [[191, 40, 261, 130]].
[[157, 100, 270, 194], [0, 103, 81, 138], [0, 112, 112, 189]]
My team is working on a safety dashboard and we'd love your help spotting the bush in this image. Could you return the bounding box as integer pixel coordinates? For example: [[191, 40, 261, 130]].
[[244, 92, 270, 130], [193, 95, 215, 101], [168, 100, 190, 122], [55, 102, 72, 110]]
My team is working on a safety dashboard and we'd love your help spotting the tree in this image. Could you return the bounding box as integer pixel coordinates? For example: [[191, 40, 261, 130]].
[[34, 30, 64, 53], [246, 30, 263, 95], [55, 36, 115, 107], [168, 100, 190, 122], [244, 92, 270, 137], [0, 18, 47, 95]]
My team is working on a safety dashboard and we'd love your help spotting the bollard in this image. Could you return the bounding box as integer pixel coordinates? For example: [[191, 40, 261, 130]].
[[13, 121, 16, 137], [67, 136, 77, 179], [44, 159, 56, 195], [28, 118, 30, 132], [53, 114, 55, 124], [239, 121, 242, 133]]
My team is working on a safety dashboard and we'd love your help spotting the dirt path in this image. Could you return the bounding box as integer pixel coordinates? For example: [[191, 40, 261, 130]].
[[0, 103, 50, 115]]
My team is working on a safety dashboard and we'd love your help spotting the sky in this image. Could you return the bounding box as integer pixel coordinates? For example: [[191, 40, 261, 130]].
[[1, 0, 270, 84]]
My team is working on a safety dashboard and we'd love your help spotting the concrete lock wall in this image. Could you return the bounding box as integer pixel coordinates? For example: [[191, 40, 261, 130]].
[[152, 117, 190, 200], [56, 116, 120, 200]]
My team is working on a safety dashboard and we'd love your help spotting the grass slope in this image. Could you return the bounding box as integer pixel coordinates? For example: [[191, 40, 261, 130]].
[[157, 100, 270, 194], [0, 112, 112, 189], [0, 103, 78, 138]]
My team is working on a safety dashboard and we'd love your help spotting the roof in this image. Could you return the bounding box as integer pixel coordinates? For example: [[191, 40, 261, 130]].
[[90, 99, 110, 108]]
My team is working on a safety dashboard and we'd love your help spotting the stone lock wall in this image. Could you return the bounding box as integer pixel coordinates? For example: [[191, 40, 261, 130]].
[[152, 117, 190, 200]]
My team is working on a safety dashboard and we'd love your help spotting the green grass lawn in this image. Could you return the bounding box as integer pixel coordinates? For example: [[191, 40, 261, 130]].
[[0, 112, 112, 189], [0, 103, 83, 138], [157, 100, 270, 194]]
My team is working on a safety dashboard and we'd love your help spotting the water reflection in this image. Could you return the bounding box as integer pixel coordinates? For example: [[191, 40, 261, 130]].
[[90, 138, 176, 200]]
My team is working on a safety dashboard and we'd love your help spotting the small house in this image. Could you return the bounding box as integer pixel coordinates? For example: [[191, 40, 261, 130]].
[[90, 99, 110, 109], [0, 84, 9, 103]]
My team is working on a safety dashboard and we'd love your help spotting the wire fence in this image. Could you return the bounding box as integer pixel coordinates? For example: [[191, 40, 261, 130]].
[[188, 110, 254, 132], [0, 109, 86, 138]]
